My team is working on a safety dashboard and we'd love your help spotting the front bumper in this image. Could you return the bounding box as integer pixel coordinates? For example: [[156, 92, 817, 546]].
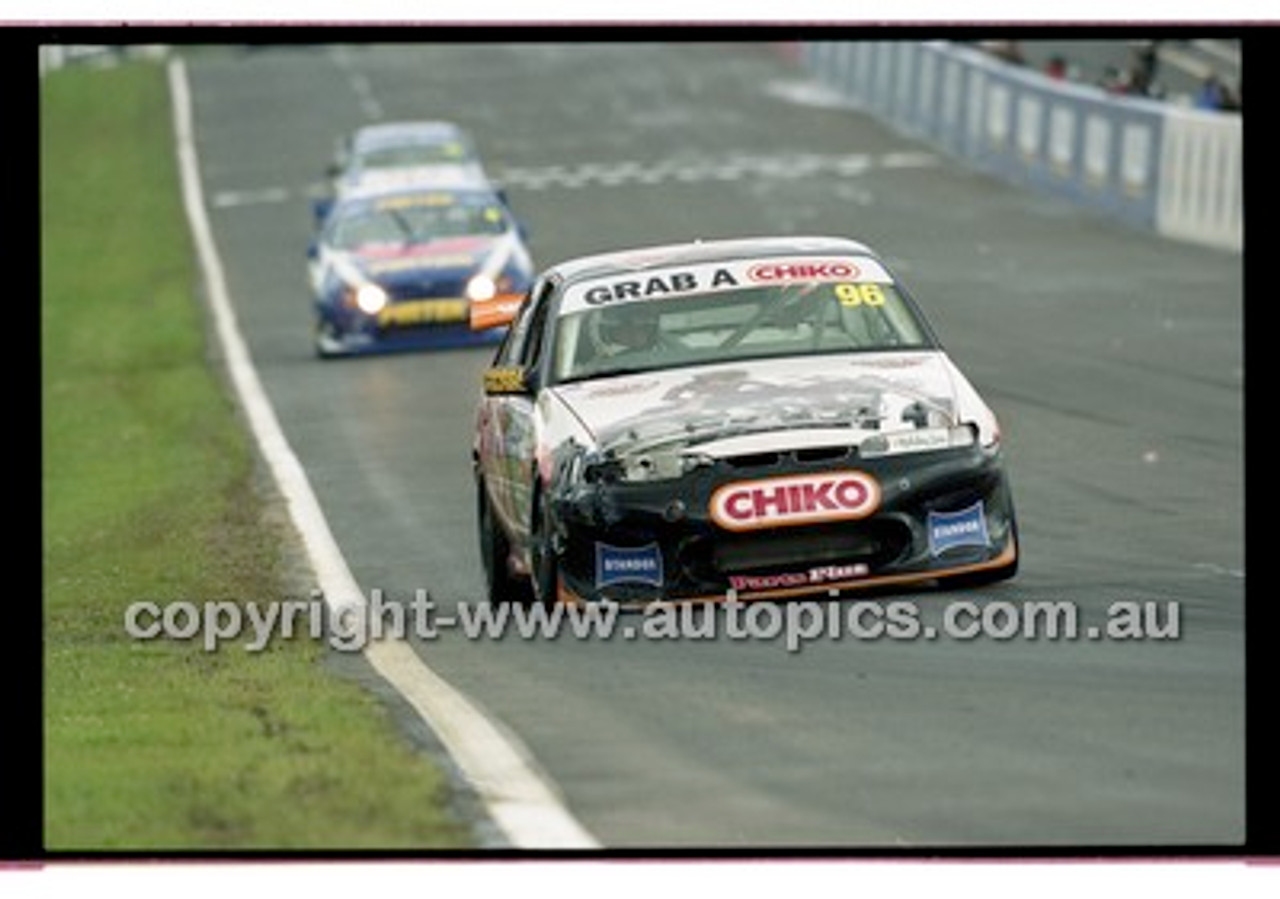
[[548, 443, 1017, 604], [315, 299, 507, 356]]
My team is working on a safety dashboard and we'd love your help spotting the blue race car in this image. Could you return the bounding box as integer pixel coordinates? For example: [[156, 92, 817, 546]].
[[307, 181, 532, 357]]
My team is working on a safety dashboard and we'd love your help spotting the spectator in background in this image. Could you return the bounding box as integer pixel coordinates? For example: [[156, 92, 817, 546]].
[[980, 40, 1026, 66], [1044, 55, 1068, 80], [1128, 40, 1160, 97], [1096, 45, 1166, 100], [1194, 72, 1226, 110], [1222, 78, 1241, 111], [1099, 65, 1130, 95]]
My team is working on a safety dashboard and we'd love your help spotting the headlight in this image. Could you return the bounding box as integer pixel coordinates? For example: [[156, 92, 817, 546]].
[[353, 283, 388, 314], [581, 449, 711, 485], [466, 275, 497, 301], [622, 453, 681, 482], [981, 418, 1001, 450], [620, 450, 713, 483]]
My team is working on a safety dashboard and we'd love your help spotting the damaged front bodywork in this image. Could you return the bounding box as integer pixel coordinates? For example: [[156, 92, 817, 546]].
[[538, 355, 1017, 604]]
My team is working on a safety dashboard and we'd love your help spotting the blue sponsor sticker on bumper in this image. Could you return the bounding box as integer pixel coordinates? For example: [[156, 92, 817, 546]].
[[928, 501, 990, 556], [595, 542, 664, 588]]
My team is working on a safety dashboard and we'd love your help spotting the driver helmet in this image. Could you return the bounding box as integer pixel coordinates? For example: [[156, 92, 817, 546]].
[[596, 302, 661, 353]]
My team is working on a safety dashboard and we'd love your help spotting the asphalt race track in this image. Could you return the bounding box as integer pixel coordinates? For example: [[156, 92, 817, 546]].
[[187, 42, 1244, 849]]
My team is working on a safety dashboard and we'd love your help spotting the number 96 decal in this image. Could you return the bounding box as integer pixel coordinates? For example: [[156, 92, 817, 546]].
[[834, 282, 886, 307]]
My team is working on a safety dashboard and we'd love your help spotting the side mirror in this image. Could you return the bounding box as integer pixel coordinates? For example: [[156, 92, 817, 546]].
[[483, 365, 531, 396]]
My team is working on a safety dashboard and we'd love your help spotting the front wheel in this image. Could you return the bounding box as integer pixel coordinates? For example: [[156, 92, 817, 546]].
[[528, 490, 562, 607], [314, 318, 343, 359]]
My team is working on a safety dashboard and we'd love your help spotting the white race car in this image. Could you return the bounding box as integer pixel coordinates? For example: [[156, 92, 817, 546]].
[[329, 120, 487, 193], [473, 236, 1018, 605]]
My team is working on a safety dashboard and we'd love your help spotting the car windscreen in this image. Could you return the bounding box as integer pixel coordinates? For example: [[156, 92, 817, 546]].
[[551, 257, 935, 384], [358, 141, 473, 169], [325, 192, 509, 250]]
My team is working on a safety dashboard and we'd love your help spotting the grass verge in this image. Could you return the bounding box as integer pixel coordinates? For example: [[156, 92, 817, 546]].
[[42, 57, 471, 850]]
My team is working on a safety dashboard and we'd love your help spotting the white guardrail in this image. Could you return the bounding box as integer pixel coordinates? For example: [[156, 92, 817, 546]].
[[797, 41, 1242, 253]]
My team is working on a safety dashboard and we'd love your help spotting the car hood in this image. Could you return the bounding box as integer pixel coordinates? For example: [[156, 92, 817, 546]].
[[549, 352, 968, 456], [340, 162, 489, 194], [348, 234, 507, 286]]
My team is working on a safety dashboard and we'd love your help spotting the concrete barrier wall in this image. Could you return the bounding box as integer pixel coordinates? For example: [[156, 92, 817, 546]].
[[799, 41, 1242, 253], [1157, 107, 1243, 251]]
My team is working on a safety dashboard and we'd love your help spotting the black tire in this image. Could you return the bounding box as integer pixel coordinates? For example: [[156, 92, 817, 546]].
[[314, 319, 341, 359], [477, 480, 534, 605], [528, 489, 561, 607]]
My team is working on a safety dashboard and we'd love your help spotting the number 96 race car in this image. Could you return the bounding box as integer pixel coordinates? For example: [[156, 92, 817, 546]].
[[472, 236, 1018, 606]]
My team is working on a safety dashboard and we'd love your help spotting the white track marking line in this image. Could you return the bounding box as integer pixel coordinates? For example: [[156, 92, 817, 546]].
[[331, 45, 384, 120], [167, 56, 599, 850], [211, 186, 292, 209], [209, 151, 939, 212]]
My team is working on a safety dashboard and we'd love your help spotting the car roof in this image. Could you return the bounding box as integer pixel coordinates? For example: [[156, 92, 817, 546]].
[[547, 236, 882, 285], [334, 179, 505, 209], [351, 120, 472, 153]]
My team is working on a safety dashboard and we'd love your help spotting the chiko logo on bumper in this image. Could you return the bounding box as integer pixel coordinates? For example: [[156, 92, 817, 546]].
[[710, 471, 881, 531], [927, 501, 990, 556], [595, 542, 664, 588]]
